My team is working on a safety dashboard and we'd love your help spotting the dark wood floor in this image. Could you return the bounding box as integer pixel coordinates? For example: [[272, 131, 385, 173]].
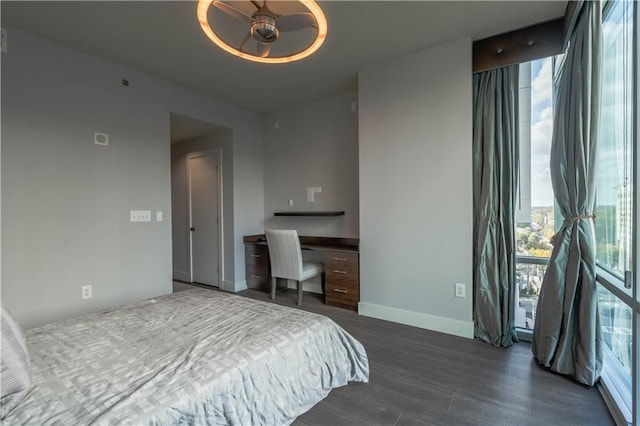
[[174, 283, 614, 425]]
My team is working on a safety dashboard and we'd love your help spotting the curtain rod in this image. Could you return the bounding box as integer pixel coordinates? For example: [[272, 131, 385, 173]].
[[472, 18, 565, 73]]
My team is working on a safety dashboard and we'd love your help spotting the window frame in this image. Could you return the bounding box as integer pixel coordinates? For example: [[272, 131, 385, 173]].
[[595, 1, 638, 425]]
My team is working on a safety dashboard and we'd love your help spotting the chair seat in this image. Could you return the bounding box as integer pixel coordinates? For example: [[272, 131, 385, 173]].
[[301, 262, 324, 281]]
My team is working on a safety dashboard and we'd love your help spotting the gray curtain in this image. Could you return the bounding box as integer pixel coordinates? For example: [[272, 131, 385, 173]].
[[472, 65, 519, 347], [532, 0, 602, 386]]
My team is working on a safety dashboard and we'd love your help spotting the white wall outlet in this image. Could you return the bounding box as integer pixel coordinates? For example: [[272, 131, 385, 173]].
[[130, 210, 151, 222], [455, 283, 466, 298], [1, 28, 7, 53], [307, 187, 315, 202], [81, 285, 93, 300], [156, 211, 163, 222], [288, 199, 294, 206], [314, 187, 322, 193], [93, 132, 109, 146]]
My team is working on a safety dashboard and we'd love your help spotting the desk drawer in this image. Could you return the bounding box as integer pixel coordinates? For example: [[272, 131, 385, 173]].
[[324, 250, 359, 310], [325, 251, 358, 288], [246, 264, 269, 291], [245, 244, 269, 267], [326, 291, 358, 311], [325, 252, 358, 271]]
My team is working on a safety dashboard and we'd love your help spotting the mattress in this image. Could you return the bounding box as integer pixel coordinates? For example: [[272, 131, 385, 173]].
[[4, 289, 369, 425]]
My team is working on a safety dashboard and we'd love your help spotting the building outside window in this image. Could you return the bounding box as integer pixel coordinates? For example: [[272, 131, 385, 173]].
[[515, 57, 554, 331]]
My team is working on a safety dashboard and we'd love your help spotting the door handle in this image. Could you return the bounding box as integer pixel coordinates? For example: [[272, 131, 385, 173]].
[[190, 227, 195, 231]]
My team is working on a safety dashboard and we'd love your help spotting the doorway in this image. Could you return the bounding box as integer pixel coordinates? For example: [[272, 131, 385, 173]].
[[188, 150, 221, 286], [170, 113, 228, 287]]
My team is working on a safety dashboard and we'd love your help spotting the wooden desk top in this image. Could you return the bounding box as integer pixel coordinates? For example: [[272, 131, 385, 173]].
[[243, 234, 359, 253]]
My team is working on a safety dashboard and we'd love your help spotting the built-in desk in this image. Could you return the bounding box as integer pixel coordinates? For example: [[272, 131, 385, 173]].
[[243, 234, 360, 311]]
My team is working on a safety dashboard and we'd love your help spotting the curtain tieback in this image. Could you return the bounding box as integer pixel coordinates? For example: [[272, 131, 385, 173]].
[[563, 214, 596, 224], [550, 214, 596, 245]]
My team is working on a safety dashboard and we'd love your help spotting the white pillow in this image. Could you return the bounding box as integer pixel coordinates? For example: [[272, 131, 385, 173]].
[[1, 304, 30, 419]]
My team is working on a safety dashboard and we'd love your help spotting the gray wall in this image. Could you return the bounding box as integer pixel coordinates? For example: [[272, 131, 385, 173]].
[[171, 131, 234, 285], [358, 37, 474, 338], [1, 27, 264, 328], [263, 91, 359, 238]]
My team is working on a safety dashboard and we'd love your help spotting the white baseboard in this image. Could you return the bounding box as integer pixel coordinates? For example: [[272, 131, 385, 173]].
[[173, 271, 190, 282], [358, 302, 474, 339], [286, 280, 323, 294], [220, 280, 247, 293]]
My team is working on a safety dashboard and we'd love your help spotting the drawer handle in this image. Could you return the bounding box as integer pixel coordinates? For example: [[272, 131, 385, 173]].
[[251, 254, 262, 258], [332, 257, 348, 261], [333, 288, 349, 294], [333, 270, 348, 274], [251, 274, 262, 278]]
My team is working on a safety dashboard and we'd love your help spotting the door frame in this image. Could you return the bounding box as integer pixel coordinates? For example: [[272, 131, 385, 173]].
[[186, 148, 223, 286]]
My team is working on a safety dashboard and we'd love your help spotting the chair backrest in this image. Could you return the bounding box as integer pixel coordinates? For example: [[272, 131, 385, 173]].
[[265, 229, 303, 281]]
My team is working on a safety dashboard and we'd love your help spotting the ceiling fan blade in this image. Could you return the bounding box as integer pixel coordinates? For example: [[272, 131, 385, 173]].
[[212, 1, 255, 25], [257, 42, 271, 58], [250, 0, 261, 8], [276, 13, 316, 32], [239, 31, 252, 51]]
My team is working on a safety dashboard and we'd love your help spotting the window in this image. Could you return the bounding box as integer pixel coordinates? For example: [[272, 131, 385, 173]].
[[596, 0, 633, 281], [598, 281, 633, 421], [598, 284, 632, 398], [514, 58, 555, 330], [596, 0, 635, 422]]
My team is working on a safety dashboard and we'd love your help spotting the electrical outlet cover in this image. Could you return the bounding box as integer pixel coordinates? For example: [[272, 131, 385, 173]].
[[81, 285, 93, 299]]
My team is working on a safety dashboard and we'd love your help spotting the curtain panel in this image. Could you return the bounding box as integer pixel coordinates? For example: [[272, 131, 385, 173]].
[[532, 0, 603, 386], [472, 65, 519, 347]]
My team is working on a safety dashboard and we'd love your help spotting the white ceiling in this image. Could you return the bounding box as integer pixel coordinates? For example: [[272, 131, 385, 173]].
[[1, 1, 566, 113]]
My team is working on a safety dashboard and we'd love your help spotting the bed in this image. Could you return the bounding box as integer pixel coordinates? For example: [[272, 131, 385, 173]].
[[1, 288, 369, 425]]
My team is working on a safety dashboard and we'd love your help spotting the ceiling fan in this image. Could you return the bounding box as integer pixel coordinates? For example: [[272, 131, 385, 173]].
[[198, 0, 327, 63], [213, 0, 318, 58]]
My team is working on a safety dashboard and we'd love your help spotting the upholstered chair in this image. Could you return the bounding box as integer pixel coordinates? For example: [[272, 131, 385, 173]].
[[265, 229, 324, 306]]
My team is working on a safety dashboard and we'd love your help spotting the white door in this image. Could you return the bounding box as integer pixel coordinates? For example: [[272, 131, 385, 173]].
[[189, 154, 220, 286]]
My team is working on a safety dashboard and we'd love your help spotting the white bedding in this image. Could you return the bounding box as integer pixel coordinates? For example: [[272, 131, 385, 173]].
[[4, 289, 369, 425]]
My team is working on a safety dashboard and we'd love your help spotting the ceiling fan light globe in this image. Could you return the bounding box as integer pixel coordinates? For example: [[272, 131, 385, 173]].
[[251, 20, 278, 43]]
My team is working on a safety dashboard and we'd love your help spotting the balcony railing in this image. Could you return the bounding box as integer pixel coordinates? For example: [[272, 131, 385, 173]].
[[515, 256, 549, 331]]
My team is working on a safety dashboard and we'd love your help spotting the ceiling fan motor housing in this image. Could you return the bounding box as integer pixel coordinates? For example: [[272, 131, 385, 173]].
[[251, 11, 278, 43]]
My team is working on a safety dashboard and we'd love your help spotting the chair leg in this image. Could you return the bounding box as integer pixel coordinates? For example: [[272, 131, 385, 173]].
[[321, 272, 326, 304], [297, 280, 303, 306], [270, 277, 277, 300]]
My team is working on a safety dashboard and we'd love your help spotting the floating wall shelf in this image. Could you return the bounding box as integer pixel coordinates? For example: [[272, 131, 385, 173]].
[[273, 211, 345, 217]]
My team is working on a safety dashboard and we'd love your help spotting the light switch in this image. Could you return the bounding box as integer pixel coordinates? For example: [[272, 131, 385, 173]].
[[314, 187, 322, 193], [307, 187, 315, 202], [156, 211, 163, 222], [130, 210, 151, 222]]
